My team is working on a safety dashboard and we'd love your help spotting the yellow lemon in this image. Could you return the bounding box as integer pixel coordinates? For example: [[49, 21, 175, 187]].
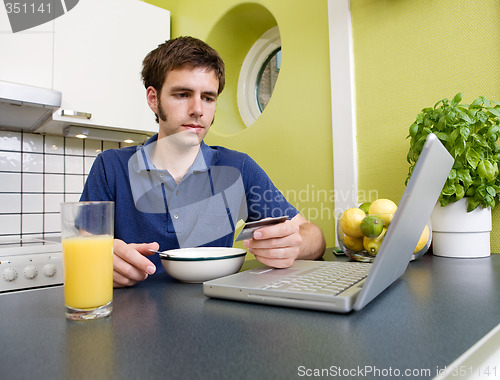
[[363, 228, 387, 256], [368, 199, 398, 227], [340, 208, 366, 238], [414, 225, 430, 254], [343, 235, 364, 251]]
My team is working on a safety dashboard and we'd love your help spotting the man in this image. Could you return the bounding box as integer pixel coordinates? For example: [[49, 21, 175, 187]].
[[81, 36, 325, 288]]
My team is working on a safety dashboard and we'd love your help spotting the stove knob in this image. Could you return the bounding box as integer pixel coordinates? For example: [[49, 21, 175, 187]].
[[43, 264, 57, 277], [23, 265, 38, 279], [2, 268, 18, 282]]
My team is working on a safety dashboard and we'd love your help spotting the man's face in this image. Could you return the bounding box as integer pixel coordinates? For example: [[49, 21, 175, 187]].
[[148, 67, 219, 147]]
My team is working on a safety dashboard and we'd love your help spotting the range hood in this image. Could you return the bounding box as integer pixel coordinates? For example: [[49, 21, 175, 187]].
[[0, 81, 62, 132]]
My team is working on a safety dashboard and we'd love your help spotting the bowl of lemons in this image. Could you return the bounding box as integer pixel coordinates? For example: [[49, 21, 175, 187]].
[[337, 198, 431, 263]]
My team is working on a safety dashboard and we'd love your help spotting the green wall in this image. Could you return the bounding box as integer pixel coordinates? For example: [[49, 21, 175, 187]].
[[351, 0, 500, 253], [145, 0, 336, 246], [145, 0, 500, 253]]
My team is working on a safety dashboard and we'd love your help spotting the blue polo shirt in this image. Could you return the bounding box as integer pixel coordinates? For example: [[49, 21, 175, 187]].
[[80, 134, 298, 270]]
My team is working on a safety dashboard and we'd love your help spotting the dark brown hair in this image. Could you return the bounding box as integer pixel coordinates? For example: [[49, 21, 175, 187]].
[[141, 36, 225, 95]]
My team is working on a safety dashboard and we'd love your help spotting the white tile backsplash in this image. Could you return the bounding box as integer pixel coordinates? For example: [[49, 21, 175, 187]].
[[0, 172, 21, 192], [23, 152, 44, 172], [44, 213, 61, 233], [85, 139, 102, 157], [22, 213, 44, 234], [44, 174, 64, 193], [0, 131, 21, 151], [0, 151, 22, 172], [44, 193, 64, 213], [0, 214, 21, 235], [22, 173, 44, 192], [45, 154, 65, 173], [84, 156, 96, 175], [44, 135, 64, 154], [103, 141, 120, 151], [0, 193, 21, 213], [65, 175, 84, 193], [0, 130, 132, 239], [65, 137, 84, 155], [22, 133, 44, 152], [65, 193, 81, 202], [23, 193, 44, 213], [65, 155, 84, 174]]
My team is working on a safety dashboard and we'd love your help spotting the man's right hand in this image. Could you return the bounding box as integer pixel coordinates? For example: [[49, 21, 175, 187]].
[[112, 239, 158, 288]]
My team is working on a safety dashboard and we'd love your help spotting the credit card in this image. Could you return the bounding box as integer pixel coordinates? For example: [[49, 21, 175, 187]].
[[234, 216, 289, 241]]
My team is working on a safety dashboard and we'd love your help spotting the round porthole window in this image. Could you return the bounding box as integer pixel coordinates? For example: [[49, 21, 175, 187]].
[[237, 26, 281, 127], [256, 47, 281, 112]]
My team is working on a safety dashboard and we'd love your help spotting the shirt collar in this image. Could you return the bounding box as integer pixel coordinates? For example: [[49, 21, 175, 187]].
[[132, 134, 219, 174]]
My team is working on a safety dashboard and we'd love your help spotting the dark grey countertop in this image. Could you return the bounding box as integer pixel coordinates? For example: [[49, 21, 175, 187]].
[[1, 252, 499, 380]]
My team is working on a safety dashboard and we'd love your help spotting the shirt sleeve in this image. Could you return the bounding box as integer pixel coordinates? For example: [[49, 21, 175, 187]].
[[80, 153, 115, 202], [241, 154, 299, 221]]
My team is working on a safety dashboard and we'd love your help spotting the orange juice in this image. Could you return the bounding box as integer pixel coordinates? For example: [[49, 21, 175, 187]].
[[63, 234, 113, 309]]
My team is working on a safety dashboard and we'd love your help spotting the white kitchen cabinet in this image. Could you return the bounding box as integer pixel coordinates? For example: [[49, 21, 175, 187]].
[[46, 0, 170, 134], [0, 9, 53, 89]]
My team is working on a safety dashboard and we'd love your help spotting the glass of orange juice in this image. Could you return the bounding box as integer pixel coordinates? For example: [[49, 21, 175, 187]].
[[61, 201, 114, 320]]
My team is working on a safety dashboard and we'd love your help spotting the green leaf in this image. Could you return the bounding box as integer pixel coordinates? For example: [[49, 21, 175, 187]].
[[437, 115, 447, 130], [409, 123, 419, 138], [477, 184, 487, 197], [435, 132, 450, 142], [490, 198, 496, 209], [487, 125, 500, 138], [434, 99, 446, 109], [441, 182, 456, 196], [455, 184, 465, 200], [482, 97, 491, 108], [439, 198, 451, 207], [484, 195, 494, 207], [448, 168, 457, 181], [459, 126, 470, 140], [454, 137, 466, 157], [452, 93, 463, 105], [466, 147, 481, 169], [467, 198, 480, 212], [460, 113, 473, 124], [487, 107, 500, 118], [486, 186, 496, 197], [457, 169, 473, 188], [471, 98, 483, 108], [406, 148, 415, 164]]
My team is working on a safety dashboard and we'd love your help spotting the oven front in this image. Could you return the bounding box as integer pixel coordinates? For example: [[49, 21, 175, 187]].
[[0, 238, 63, 293]]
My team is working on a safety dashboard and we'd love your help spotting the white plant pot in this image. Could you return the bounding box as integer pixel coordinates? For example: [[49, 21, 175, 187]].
[[430, 198, 491, 258]]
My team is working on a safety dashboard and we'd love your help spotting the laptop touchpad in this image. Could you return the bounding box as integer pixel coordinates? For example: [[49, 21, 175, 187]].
[[249, 268, 298, 275]]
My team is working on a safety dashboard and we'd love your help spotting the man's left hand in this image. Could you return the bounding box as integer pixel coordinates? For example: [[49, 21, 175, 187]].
[[243, 219, 303, 268]]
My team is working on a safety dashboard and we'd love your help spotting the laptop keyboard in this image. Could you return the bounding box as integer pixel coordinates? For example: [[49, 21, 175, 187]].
[[261, 262, 372, 296]]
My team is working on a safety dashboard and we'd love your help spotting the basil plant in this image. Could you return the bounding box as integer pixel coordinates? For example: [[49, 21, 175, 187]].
[[406, 93, 500, 212]]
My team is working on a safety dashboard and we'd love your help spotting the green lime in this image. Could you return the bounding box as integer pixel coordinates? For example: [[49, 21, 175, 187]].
[[359, 202, 371, 214], [360, 215, 384, 238]]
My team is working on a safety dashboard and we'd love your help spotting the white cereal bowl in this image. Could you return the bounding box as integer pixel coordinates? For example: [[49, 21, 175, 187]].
[[159, 247, 247, 283]]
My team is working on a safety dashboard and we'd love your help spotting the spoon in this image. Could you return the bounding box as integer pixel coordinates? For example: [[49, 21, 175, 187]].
[[148, 249, 174, 257]]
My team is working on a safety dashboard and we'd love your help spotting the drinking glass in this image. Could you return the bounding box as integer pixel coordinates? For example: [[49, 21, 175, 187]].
[[61, 201, 114, 320]]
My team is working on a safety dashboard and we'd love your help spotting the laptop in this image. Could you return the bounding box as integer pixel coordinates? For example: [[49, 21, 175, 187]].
[[203, 133, 454, 313]]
